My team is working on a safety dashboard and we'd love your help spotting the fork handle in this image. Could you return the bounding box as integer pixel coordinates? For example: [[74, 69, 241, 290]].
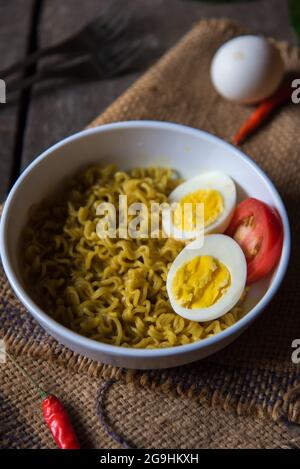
[[6, 55, 96, 96], [7, 69, 59, 95], [0, 37, 84, 79]]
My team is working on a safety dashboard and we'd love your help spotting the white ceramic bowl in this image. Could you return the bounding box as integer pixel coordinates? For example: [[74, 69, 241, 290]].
[[0, 121, 290, 369]]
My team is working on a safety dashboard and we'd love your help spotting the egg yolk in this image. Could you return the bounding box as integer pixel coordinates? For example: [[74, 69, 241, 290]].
[[172, 255, 231, 309], [173, 189, 223, 232]]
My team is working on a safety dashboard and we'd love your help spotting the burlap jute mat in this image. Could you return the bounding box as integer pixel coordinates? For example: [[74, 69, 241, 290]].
[[1, 19, 300, 443], [1, 355, 298, 449]]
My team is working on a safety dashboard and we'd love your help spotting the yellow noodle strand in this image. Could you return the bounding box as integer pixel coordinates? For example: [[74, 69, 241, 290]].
[[22, 165, 245, 348]]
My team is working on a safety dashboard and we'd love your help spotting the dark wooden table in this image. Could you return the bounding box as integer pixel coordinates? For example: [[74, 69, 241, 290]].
[[0, 0, 297, 203]]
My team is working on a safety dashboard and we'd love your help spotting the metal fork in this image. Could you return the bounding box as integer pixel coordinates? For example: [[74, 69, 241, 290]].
[[1, 5, 131, 78], [3, 7, 141, 95], [7, 40, 141, 94]]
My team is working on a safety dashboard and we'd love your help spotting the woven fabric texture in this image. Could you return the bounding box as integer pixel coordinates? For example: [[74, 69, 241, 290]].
[[1, 19, 300, 431], [1, 356, 298, 449]]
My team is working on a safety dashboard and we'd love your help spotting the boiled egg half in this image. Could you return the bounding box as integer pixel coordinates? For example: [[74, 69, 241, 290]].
[[162, 171, 236, 240], [167, 234, 247, 322]]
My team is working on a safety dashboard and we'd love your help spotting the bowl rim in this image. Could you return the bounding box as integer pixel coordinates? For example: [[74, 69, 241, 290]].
[[0, 120, 291, 359]]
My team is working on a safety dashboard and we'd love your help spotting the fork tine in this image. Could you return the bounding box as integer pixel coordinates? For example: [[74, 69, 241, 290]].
[[105, 38, 141, 63], [113, 42, 143, 75], [100, 39, 143, 77], [105, 8, 132, 35], [85, 10, 131, 45]]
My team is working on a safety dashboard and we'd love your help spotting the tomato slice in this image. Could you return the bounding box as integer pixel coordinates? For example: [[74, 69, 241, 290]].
[[226, 198, 283, 284]]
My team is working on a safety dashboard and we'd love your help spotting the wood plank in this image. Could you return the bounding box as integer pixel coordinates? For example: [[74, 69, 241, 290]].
[[0, 0, 35, 201], [22, 0, 296, 167]]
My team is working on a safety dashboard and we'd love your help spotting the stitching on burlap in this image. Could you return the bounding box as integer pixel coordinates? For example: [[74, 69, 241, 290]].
[[94, 378, 300, 449], [96, 379, 134, 449]]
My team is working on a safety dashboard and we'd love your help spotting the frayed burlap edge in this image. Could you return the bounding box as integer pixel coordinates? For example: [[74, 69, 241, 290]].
[[4, 327, 300, 426]]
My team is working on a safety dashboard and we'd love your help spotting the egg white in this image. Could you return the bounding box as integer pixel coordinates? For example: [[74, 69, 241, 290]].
[[210, 35, 284, 104], [167, 234, 247, 322], [162, 171, 236, 240]]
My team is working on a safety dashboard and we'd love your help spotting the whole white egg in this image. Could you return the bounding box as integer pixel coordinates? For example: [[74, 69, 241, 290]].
[[211, 35, 284, 104]]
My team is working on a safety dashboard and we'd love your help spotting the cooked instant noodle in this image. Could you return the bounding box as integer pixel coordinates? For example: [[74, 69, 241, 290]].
[[22, 165, 245, 348]]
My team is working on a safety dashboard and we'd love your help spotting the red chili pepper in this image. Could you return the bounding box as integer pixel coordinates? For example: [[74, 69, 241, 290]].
[[7, 352, 80, 449], [42, 394, 80, 449], [232, 83, 292, 145]]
